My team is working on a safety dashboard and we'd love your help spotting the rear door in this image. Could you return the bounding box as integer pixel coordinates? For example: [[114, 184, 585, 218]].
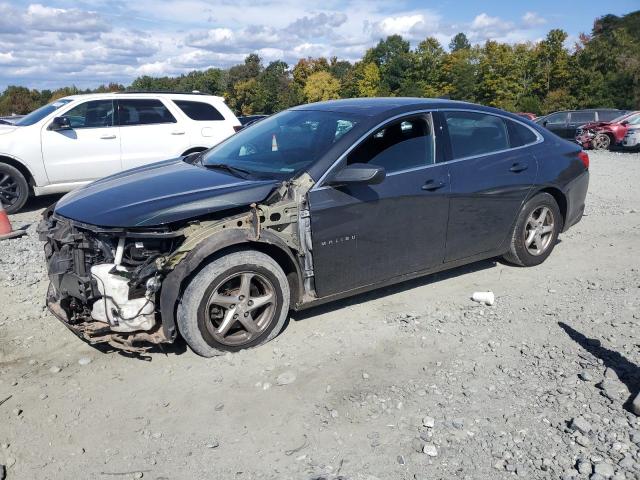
[[442, 110, 539, 262], [542, 112, 569, 138], [41, 99, 121, 184], [309, 113, 450, 297], [117, 98, 190, 170]]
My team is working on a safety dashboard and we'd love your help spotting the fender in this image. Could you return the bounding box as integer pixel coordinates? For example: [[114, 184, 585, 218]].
[[159, 228, 303, 341]]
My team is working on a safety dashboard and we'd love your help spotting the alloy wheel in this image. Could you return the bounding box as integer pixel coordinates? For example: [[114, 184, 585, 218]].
[[204, 271, 276, 347], [524, 206, 555, 256], [593, 134, 611, 150], [0, 172, 19, 208]]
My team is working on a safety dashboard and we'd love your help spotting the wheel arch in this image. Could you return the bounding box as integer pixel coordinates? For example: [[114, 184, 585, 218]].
[[533, 186, 567, 230], [0, 155, 35, 188], [159, 229, 303, 341]]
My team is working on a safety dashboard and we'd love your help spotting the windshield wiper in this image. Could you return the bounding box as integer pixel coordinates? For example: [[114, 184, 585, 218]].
[[205, 163, 254, 179]]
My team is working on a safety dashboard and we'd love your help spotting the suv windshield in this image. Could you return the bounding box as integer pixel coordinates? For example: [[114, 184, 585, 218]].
[[202, 110, 360, 180], [15, 98, 74, 126]]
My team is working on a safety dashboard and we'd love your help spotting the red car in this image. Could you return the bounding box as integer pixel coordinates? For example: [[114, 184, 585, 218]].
[[575, 111, 640, 150], [516, 112, 537, 121]]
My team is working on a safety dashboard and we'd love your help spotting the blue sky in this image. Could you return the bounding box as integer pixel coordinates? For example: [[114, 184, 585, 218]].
[[0, 0, 638, 90]]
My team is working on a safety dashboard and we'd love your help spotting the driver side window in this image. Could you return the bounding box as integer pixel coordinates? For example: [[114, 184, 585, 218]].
[[347, 115, 434, 173], [62, 100, 115, 129]]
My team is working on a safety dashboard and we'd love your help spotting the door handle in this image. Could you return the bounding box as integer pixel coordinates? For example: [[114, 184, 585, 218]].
[[100, 134, 116, 140], [422, 179, 446, 191], [171, 131, 185, 135], [509, 162, 528, 173]]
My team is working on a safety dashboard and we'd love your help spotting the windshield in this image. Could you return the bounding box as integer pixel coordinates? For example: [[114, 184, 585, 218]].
[[202, 109, 360, 180], [15, 98, 74, 126]]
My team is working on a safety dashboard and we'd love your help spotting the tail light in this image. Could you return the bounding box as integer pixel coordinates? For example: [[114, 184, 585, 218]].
[[578, 151, 589, 169], [233, 125, 243, 132]]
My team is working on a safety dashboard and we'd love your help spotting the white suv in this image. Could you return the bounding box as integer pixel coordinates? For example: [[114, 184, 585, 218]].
[[0, 92, 241, 213]]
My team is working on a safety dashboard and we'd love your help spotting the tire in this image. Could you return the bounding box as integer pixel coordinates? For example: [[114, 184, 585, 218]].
[[177, 250, 290, 357], [593, 133, 611, 150], [503, 192, 563, 267], [0, 163, 29, 214]]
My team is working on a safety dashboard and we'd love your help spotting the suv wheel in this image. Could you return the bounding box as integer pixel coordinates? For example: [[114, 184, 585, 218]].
[[503, 192, 562, 267], [0, 163, 29, 214], [177, 250, 290, 357]]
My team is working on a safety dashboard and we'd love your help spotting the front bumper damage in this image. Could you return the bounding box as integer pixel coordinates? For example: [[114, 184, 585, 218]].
[[37, 174, 316, 355]]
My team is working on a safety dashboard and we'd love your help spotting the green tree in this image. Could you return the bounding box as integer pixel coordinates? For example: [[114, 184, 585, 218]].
[[363, 35, 412, 95], [412, 37, 446, 97], [357, 62, 381, 97], [449, 32, 471, 52]]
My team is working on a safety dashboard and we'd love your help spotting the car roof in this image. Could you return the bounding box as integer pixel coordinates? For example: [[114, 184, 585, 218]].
[[292, 97, 482, 117], [58, 92, 226, 102]]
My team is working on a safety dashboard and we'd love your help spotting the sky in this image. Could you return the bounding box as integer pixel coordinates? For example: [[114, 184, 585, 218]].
[[0, 0, 637, 91]]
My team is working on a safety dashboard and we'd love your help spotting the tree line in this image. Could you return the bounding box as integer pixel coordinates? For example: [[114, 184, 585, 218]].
[[1, 10, 638, 117]]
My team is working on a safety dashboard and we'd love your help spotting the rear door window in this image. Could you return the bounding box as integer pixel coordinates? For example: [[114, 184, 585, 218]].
[[570, 111, 596, 124], [117, 99, 176, 126], [444, 111, 509, 159], [346, 115, 435, 172], [62, 100, 114, 129], [173, 100, 225, 121]]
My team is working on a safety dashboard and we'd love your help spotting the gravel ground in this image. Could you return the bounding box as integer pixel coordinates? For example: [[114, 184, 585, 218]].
[[1, 150, 639, 480]]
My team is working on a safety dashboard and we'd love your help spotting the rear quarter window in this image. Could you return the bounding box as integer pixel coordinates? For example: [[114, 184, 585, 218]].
[[506, 119, 539, 147], [174, 100, 225, 121]]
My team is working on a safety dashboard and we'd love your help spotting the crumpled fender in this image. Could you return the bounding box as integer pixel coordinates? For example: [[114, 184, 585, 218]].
[[159, 228, 303, 341]]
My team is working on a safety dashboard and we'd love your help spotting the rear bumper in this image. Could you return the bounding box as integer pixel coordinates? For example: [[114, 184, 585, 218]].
[[562, 169, 589, 232]]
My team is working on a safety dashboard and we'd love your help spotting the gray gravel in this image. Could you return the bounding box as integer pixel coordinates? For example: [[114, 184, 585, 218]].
[[0, 150, 639, 479]]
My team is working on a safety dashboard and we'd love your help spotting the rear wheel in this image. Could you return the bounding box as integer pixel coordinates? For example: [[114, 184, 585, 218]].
[[177, 250, 290, 357], [0, 163, 29, 214], [503, 192, 562, 267]]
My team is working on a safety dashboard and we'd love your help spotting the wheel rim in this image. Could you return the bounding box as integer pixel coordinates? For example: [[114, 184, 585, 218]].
[[524, 206, 555, 256], [204, 271, 276, 347], [594, 134, 610, 150], [0, 173, 20, 207]]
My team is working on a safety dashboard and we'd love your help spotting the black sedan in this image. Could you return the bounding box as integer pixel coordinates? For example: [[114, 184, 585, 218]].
[[39, 98, 589, 357]]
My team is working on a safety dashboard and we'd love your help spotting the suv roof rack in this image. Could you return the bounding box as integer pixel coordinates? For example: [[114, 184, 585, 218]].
[[116, 90, 208, 95]]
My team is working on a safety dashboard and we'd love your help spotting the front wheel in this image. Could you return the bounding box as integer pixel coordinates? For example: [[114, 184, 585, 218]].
[[503, 192, 562, 267], [0, 163, 29, 214], [177, 250, 290, 357], [593, 133, 611, 150]]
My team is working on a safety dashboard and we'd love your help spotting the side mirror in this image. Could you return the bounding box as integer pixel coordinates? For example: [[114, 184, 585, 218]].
[[621, 120, 629, 125], [48, 116, 71, 131], [328, 163, 386, 187]]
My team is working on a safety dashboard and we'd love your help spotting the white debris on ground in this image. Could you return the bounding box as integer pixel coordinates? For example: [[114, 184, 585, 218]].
[[0, 150, 639, 479]]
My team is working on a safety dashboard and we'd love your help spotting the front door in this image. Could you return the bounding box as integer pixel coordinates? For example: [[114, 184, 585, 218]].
[[117, 98, 190, 170], [441, 110, 539, 262], [309, 114, 450, 298], [41, 99, 120, 184]]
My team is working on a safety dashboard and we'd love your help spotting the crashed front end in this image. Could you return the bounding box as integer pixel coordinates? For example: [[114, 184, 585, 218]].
[[37, 174, 315, 355], [38, 212, 183, 353]]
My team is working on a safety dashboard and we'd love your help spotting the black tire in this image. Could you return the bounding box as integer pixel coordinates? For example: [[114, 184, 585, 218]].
[[177, 250, 290, 357], [503, 192, 563, 267], [0, 163, 29, 214]]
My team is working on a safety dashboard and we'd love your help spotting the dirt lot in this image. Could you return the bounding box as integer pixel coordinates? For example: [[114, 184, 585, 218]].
[[1, 150, 639, 480]]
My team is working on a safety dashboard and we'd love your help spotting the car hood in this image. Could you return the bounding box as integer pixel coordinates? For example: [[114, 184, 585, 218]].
[[0, 125, 17, 135], [580, 121, 613, 130], [54, 158, 280, 228]]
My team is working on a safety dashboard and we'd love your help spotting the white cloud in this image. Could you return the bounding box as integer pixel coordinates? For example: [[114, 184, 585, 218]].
[[522, 11, 547, 27]]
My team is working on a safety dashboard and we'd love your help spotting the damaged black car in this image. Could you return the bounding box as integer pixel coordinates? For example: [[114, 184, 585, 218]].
[[39, 98, 590, 357]]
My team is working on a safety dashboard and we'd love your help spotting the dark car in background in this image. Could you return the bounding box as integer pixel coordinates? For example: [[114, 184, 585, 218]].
[[535, 109, 627, 139], [575, 111, 640, 150], [39, 98, 589, 357]]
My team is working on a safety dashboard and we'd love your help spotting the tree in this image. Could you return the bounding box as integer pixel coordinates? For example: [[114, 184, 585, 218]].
[[413, 37, 446, 97], [440, 47, 479, 102], [364, 35, 412, 95], [449, 33, 471, 52], [303, 71, 341, 102], [0, 86, 40, 115], [357, 63, 381, 97]]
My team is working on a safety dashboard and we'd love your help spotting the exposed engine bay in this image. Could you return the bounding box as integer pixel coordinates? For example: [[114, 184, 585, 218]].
[[38, 174, 315, 354]]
